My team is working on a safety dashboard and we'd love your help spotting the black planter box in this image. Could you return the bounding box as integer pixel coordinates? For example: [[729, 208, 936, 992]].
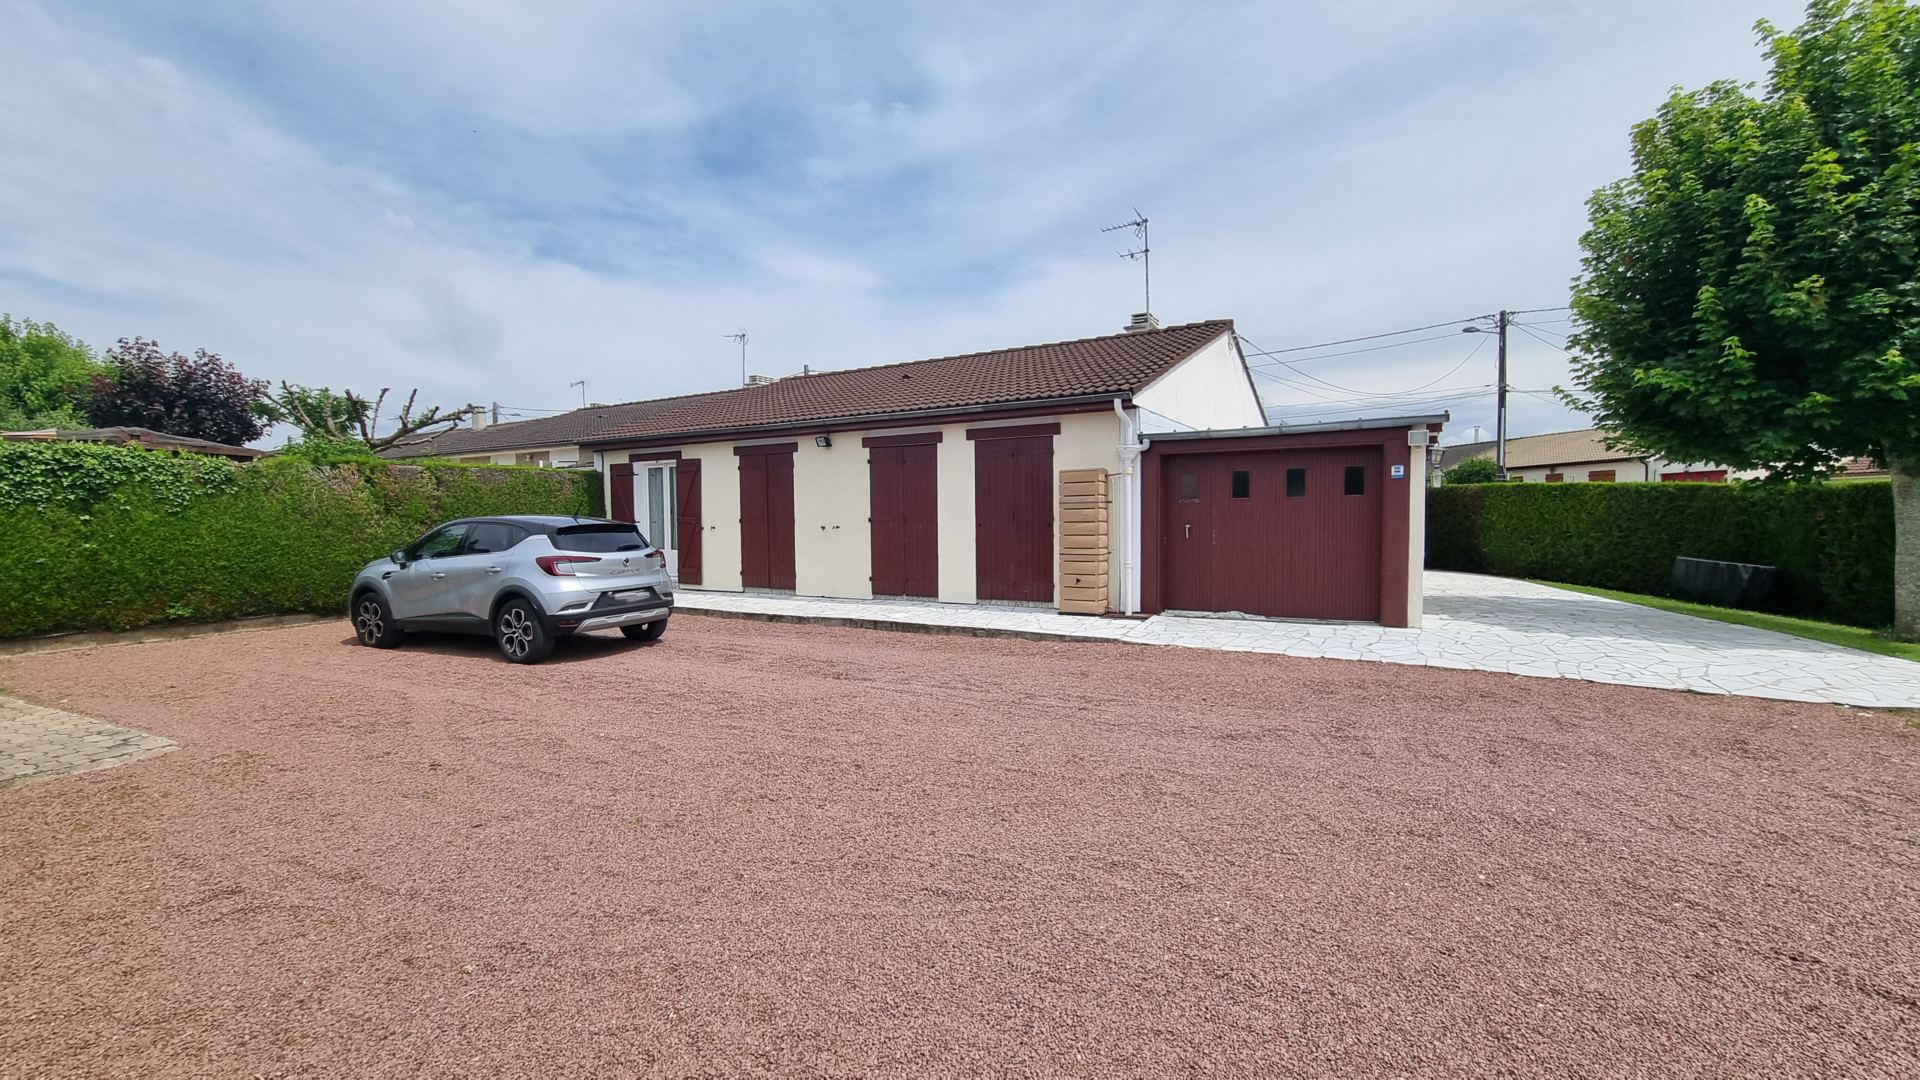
[[1672, 556, 1777, 610]]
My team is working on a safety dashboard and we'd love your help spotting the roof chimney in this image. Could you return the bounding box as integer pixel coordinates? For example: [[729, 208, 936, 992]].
[[469, 405, 488, 430], [1124, 312, 1160, 333]]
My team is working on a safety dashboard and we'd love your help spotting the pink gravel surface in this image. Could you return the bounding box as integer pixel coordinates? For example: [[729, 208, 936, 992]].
[[1, 615, 1917, 1079]]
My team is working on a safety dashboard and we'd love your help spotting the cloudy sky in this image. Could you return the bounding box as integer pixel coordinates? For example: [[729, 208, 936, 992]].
[[2, 0, 1806, 444]]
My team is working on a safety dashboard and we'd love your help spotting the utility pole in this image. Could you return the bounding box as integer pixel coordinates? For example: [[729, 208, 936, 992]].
[[1494, 310, 1510, 480], [724, 332, 748, 386], [1462, 310, 1512, 479]]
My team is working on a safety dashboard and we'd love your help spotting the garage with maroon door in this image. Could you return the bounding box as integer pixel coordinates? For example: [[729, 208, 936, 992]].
[[971, 423, 1057, 603], [736, 442, 796, 590], [1140, 417, 1440, 627], [866, 431, 940, 597]]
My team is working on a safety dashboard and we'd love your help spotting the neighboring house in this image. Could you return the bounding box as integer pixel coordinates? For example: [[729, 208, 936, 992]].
[[0, 426, 269, 461], [1436, 428, 1761, 484], [381, 392, 727, 467], [581, 319, 1445, 627], [1833, 456, 1889, 480]]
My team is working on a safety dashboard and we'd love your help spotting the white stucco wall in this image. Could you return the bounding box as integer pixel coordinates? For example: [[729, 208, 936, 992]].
[[1405, 435, 1427, 629], [1132, 332, 1266, 432], [646, 410, 1130, 605], [793, 434, 873, 599], [685, 443, 742, 591], [935, 424, 975, 603], [1052, 411, 1124, 605]]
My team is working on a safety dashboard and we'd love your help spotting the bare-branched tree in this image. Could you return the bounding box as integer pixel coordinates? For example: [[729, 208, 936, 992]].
[[264, 383, 479, 452]]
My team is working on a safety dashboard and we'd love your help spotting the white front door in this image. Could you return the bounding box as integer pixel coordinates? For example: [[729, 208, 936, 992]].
[[632, 461, 679, 578]]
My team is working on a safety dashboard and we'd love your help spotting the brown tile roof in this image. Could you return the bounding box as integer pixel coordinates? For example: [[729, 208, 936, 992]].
[[1439, 428, 1641, 470], [382, 391, 730, 459], [586, 320, 1235, 445], [1834, 456, 1889, 478]]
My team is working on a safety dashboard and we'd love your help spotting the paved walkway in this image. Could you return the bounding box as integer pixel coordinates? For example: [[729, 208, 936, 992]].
[[0, 696, 178, 791], [677, 572, 1920, 709]]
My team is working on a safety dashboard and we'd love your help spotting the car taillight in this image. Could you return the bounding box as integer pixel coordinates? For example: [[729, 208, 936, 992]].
[[536, 555, 602, 576], [644, 548, 666, 569]]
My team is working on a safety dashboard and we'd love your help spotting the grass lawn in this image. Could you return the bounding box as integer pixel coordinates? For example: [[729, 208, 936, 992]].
[[1533, 581, 1920, 664]]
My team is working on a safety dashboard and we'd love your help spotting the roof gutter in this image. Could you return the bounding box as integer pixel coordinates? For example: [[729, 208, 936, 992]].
[[581, 392, 1136, 449], [1150, 413, 1450, 441]]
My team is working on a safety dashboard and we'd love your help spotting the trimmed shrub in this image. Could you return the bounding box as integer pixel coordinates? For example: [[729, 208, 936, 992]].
[[0, 443, 602, 638], [1425, 481, 1896, 628]]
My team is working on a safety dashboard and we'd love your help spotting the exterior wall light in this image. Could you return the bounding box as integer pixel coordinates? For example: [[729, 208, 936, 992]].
[[815, 435, 832, 447]]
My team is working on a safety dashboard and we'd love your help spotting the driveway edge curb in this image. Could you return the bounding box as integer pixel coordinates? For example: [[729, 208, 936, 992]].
[[675, 605, 1126, 646], [0, 613, 337, 658]]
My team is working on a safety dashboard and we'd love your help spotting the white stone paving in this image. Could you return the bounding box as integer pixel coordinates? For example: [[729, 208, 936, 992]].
[[673, 572, 1920, 708]]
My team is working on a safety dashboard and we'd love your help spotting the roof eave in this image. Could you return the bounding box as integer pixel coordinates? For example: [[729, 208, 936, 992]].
[[581, 391, 1137, 448], [1149, 413, 1450, 440]]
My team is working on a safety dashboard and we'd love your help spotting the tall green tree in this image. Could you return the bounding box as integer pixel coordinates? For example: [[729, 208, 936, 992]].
[[0, 316, 106, 430], [1569, 0, 1920, 633]]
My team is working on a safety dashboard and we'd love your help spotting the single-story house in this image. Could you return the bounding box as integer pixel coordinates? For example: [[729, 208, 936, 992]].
[[382, 392, 725, 467], [1437, 428, 1762, 484], [581, 319, 1444, 627], [0, 426, 269, 461]]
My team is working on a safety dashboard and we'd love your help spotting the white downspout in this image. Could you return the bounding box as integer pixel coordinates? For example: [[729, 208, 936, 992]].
[[1115, 398, 1147, 616]]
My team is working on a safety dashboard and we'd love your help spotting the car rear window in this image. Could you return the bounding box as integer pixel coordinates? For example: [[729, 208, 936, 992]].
[[553, 524, 649, 552], [465, 522, 529, 555]]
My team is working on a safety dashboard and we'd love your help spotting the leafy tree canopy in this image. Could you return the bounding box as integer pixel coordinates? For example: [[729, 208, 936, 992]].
[[1443, 456, 1502, 485], [1569, 0, 1920, 477], [0, 315, 107, 431], [87, 338, 271, 447]]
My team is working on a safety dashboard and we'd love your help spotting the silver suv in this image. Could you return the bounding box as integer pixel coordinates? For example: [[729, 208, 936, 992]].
[[349, 516, 674, 663]]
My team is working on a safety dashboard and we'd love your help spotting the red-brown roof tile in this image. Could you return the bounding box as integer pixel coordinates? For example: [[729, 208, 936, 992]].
[[586, 320, 1234, 444]]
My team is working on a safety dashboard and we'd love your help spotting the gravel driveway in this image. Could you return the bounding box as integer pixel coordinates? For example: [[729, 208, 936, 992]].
[[2, 616, 1916, 1078]]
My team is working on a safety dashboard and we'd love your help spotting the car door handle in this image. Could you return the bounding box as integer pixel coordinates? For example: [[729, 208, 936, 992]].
[[430, 572, 446, 580], [486, 566, 503, 574]]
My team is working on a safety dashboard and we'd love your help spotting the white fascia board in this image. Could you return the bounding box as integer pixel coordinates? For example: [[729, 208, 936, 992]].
[[1130, 331, 1268, 432]]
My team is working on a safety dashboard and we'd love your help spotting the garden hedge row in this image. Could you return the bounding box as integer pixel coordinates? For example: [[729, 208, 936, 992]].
[[0, 442, 604, 639], [1426, 480, 1896, 628]]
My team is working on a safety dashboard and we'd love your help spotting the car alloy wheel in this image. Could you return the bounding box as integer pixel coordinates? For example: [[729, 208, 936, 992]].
[[354, 594, 401, 648], [356, 599, 385, 644], [498, 606, 536, 659]]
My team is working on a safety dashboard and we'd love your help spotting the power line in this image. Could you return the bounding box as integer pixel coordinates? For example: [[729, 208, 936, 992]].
[[1248, 331, 1491, 399], [1238, 317, 1489, 358], [1512, 324, 1573, 352], [1244, 331, 1467, 367]]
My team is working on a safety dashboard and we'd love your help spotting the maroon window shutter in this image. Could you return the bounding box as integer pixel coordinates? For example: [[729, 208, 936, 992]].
[[675, 459, 702, 585], [739, 453, 770, 587], [901, 443, 939, 597], [609, 463, 635, 523], [768, 451, 797, 590], [870, 445, 906, 595]]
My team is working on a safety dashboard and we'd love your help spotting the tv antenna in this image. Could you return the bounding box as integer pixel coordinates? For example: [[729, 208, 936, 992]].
[[569, 379, 588, 408], [723, 331, 748, 386], [1102, 209, 1151, 315]]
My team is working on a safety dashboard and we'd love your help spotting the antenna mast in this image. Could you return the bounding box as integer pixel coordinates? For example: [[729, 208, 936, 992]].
[[1102, 209, 1151, 315], [569, 379, 587, 408], [723, 331, 748, 387]]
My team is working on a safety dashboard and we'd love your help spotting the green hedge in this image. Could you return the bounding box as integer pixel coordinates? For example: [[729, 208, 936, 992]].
[[0, 442, 603, 639], [1426, 481, 1896, 628]]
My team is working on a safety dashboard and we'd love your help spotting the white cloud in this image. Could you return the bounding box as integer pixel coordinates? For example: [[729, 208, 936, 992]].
[[0, 0, 1809, 445]]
